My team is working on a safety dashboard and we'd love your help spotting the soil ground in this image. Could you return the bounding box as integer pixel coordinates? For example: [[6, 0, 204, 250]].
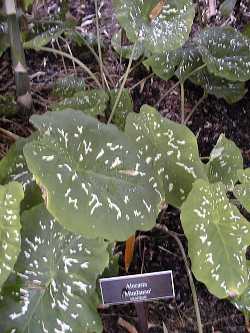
[[0, 0, 250, 332]]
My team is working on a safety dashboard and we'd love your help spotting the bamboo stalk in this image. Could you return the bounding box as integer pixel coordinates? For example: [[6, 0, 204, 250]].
[[5, 0, 32, 112]]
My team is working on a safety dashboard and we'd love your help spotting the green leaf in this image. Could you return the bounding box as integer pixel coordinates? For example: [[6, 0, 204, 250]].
[[194, 27, 250, 82], [234, 169, 250, 212], [52, 89, 109, 117], [219, 0, 237, 17], [0, 204, 109, 333], [111, 30, 144, 60], [232, 261, 250, 316], [175, 45, 204, 83], [181, 179, 250, 299], [53, 75, 85, 98], [206, 134, 243, 189], [143, 49, 180, 81], [0, 137, 42, 211], [126, 105, 207, 208], [189, 67, 247, 104], [112, 0, 195, 54], [108, 89, 133, 130], [23, 110, 160, 241], [23, 26, 65, 50], [0, 182, 24, 289]]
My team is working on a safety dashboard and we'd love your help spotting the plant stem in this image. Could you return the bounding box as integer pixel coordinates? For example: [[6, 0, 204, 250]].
[[167, 229, 203, 333], [155, 81, 180, 107], [180, 83, 185, 124], [156, 224, 203, 333], [129, 73, 154, 91], [108, 44, 136, 124], [74, 30, 113, 87], [38, 46, 102, 88], [184, 92, 207, 125], [94, 0, 105, 89], [5, 0, 32, 112]]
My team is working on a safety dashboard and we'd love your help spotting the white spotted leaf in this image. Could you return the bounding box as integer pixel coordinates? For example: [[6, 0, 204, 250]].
[[52, 89, 109, 118], [23, 110, 160, 241], [0, 137, 42, 211], [181, 179, 250, 299], [189, 67, 247, 104], [23, 26, 66, 50], [112, 0, 195, 54], [234, 169, 250, 212], [0, 204, 109, 333], [53, 75, 85, 98], [231, 261, 250, 316], [194, 27, 250, 82], [0, 182, 24, 289], [125, 105, 207, 208], [206, 134, 243, 189], [143, 49, 181, 81]]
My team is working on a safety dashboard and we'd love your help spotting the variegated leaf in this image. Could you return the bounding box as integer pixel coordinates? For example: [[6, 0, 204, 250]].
[[234, 169, 250, 212], [23, 26, 66, 50], [181, 179, 250, 299], [232, 261, 250, 316], [206, 134, 243, 189], [52, 89, 109, 118], [23, 110, 160, 241], [194, 27, 250, 82], [189, 67, 247, 104], [0, 204, 109, 333], [0, 137, 42, 211], [0, 182, 23, 289], [143, 49, 180, 81], [112, 0, 195, 54], [53, 75, 85, 98], [126, 105, 207, 208]]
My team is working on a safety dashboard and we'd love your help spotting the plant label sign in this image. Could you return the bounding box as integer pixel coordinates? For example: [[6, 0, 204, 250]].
[[99, 271, 175, 305]]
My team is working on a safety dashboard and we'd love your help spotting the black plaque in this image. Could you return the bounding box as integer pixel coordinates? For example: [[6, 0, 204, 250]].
[[99, 271, 174, 305]]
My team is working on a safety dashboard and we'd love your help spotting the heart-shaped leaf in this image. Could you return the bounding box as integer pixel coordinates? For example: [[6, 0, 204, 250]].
[[0, 137, 42, 211], [234, 169, 250, 212], [23, 110, 160, 241], [111, 30, 144, 60], [181, 179, 250, 299], [206, 134, 243, 189], [0, 182, 24, 289], [189, 67, 247, 103], [53, 75, 85, 98], [112, 0, 195, 54], [0, 204, 109, 333], [52, 89, 109, 117], [126, 105, 207, 208], [194, 27, 250, 82], [231, 261, 250, 317]]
